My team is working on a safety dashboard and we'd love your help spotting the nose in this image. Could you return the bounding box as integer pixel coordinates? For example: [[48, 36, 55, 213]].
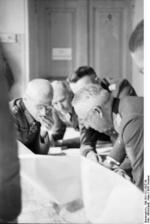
[[40, 107, 47, 116], [56, 102, 64, 111], [84, 121, 90, 129]]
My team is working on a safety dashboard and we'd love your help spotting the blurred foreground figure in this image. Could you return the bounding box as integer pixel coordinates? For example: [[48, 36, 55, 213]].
[[10, 79, 54, 154], [0, 58, 21, 222], [129, 20, 144, 75]]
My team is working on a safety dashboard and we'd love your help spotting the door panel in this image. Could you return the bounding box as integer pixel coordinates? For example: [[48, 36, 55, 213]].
[[29, 0, 88, 80], [89, 0, 132, 81], [48, 8, 76, 79]]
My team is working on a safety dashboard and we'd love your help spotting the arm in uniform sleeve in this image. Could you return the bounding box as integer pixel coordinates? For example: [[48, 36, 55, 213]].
[[80, 125, 98, 156], [51, 110, 66, 141], [121, 117, 143, 191], [80, 124, 111, 157], [34, 131, 50, 154], [108, 136, 126, 164], [0, 72, 21, 221]]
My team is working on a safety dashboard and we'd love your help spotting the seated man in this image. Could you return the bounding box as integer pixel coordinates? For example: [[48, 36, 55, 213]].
[[10, 79, 54, 154], [51, 80, 80, 148], [73, 84, 143, 191], [68, 66, 137, 162]]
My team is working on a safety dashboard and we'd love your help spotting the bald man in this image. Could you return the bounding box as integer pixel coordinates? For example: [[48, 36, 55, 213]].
[[10, 79, 54, 154], [52, 80, 78, 127]]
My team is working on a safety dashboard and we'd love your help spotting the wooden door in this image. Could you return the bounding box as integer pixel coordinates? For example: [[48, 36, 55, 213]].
[[28, 0, 133, 81], [28, 0, 88, 80], [88, 0, 133, 81]]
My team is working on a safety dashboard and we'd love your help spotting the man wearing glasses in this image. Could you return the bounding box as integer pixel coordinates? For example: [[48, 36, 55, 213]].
[[10, 79, 54, 154], [68, 66, 137, 163], [73, 84, 143, 191]]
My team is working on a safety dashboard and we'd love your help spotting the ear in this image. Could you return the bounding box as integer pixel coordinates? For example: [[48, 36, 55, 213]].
[[100, 89, 110, 104], [23, 94, 29, 107], [95, 106, 103, 118]]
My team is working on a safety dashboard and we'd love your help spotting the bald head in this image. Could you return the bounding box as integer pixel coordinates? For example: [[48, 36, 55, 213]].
[[52, 80, 73, 114], [23, 79, 53, 121], [25, 79, 53, 103], [52, 80, 72, 103]]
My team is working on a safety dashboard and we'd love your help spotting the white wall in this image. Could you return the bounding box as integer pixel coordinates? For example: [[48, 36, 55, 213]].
[[131, 0, 144, 96], [0, 0, 143, 97], [0, 0, 28, 98]]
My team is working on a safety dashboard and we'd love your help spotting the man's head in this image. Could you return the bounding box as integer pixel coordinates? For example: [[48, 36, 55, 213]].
[[129, 20, 144, 74], [23, 79, 53, 122], [52, 80, 73, 114], [72, 84, 114, 133], [68, 66, 99, 93]]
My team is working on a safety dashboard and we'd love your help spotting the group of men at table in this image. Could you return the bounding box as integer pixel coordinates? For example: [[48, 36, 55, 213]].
[[0, 20, 143, 222]]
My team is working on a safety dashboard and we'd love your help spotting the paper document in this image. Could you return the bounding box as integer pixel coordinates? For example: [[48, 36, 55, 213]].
[[18, 142, 143, 223], [18, 142, 82, 204], [81, 157, 144, 223]]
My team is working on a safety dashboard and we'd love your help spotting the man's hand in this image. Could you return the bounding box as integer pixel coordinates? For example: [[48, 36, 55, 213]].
[[102, 156, 120, 170], [113, 168, 131, 181], [40, 125, 48, 139], [39, 115, 54, 140], [39, 115, 54, 130], [86, 151, 99, 163]]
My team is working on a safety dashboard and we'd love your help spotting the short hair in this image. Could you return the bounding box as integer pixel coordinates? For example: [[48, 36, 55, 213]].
[[72, 84, 110, 107], [52, 80, 74, 100], [129, 20, 144, 52], [52, 80, 71, 94], [68, 66, 97, 83]]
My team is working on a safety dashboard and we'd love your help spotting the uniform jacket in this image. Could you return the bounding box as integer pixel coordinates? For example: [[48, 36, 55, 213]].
[[109, 96, 143, 191], [10, 98, 50, 154], [80, 78, 137, 157]]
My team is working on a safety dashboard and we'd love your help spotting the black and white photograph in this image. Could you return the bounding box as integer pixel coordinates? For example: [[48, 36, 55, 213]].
[[0, 0, 145, 223]]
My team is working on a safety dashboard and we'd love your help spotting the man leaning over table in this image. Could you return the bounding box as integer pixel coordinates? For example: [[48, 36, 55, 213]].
[[73, 83, 143, 191], [10, 79, 54, 154], [68, 66, 137, 163], [72, 20, 144, 191]]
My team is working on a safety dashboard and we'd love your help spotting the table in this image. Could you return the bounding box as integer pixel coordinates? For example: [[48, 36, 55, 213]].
[[18, 141, 88, 223], [17, 139, 143, 224]]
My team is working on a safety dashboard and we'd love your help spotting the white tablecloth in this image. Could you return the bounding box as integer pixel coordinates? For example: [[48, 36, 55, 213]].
[[18, 141, 144, 224]]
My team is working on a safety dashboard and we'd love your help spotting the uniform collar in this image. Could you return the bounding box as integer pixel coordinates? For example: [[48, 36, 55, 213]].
[[112, 98, 120, 114]]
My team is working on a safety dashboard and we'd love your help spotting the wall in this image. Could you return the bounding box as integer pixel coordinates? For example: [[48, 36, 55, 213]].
[[131, 0, 144, 96], [28, 0, 133, 83], [0, 0, 28, 98], [0, 0, 143, 97]]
